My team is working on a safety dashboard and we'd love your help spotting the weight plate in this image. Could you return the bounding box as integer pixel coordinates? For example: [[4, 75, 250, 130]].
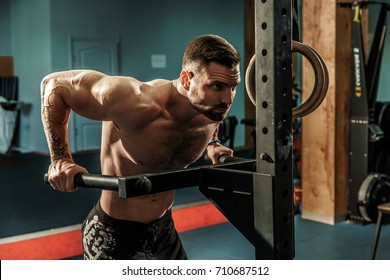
[[358, 173, 390, 223]]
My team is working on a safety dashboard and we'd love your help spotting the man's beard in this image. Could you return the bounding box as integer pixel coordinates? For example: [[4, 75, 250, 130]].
[[194, 105, 228, 121], [189, 95, 230, 121]]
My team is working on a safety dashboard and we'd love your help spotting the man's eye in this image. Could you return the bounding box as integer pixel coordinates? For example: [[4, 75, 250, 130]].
[[211, 84, 223, 90]]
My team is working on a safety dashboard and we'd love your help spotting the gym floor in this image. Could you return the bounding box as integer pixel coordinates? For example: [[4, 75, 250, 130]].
[[0, 151, 389, 260]]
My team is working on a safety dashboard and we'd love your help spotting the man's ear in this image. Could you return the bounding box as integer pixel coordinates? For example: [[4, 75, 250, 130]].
[[180, 70, 192, 91]]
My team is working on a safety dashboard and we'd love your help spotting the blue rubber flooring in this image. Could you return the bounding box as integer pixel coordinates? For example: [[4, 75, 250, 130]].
[[179, 216, 390, 260]]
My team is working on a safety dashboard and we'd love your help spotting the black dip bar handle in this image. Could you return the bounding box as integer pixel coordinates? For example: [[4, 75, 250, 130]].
[[203, 154, 247, 164], [43, 173, 151, 198], [44, 173, 119, 191], [44, 156, 252, 199]]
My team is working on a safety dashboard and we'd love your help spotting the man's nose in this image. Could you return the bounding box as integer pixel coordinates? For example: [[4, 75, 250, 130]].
[[221, 89, 234, 105]]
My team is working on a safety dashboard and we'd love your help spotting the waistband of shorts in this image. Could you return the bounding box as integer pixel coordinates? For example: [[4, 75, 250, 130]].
[[94, 200, 172, 229]]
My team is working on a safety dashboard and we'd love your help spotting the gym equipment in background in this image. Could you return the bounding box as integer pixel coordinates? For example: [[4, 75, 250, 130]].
[[338, 1, 390, 224]]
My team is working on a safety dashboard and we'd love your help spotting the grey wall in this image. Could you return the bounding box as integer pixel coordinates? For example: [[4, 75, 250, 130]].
[[2, 0, 245, 153]]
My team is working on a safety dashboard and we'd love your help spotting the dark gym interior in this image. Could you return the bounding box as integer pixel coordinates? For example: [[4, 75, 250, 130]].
[[1, 0, 390, 261]]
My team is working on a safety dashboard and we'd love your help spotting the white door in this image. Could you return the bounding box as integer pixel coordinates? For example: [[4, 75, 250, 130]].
[[70, 38, 120, 152]]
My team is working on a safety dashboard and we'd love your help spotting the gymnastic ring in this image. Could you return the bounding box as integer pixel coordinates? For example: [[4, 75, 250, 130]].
[[245, 40, 329, 119]]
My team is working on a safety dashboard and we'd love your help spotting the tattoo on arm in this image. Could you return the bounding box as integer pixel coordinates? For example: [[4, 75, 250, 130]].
[[42, 106, 69, 161], [48, 126, 66, 160]]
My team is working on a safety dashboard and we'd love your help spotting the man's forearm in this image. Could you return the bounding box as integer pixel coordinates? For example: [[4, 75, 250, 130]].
[[41, 79, 73, 162], [43, 121, 72, 161]]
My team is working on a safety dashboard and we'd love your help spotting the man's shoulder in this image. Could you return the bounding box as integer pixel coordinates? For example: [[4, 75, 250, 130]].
[[145, 79, 171, 87]]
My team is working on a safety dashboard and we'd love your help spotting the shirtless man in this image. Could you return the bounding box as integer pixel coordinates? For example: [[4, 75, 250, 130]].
[[41, 34, 241, 260]]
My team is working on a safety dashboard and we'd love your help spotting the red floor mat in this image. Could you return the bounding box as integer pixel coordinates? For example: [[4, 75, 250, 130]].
[[0, 202, 227, 260]]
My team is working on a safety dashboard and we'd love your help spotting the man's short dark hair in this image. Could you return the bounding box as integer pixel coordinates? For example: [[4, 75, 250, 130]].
[[182, 34, 240, 72]]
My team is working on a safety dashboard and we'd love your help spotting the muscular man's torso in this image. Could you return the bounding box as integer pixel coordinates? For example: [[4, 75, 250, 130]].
[[99, 80, 218, 223]]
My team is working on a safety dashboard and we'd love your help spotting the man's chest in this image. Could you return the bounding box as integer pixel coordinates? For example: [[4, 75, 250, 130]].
[[118, 121, 217, 169]]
